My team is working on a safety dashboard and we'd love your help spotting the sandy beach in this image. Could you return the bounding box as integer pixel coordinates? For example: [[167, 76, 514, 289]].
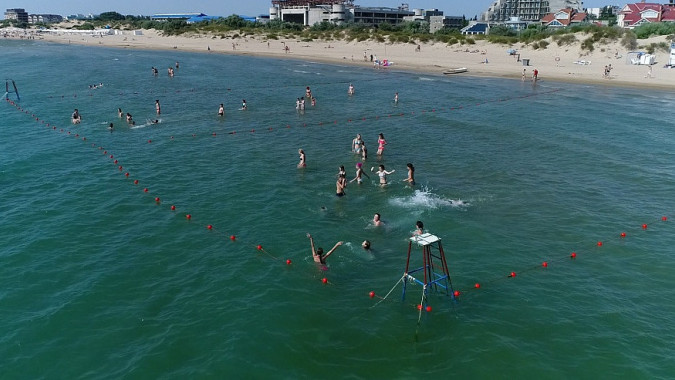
[[8, 26, 675, 89]]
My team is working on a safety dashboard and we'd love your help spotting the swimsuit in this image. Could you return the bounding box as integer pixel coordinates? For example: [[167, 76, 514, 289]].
[[336, 192, 345, 197]]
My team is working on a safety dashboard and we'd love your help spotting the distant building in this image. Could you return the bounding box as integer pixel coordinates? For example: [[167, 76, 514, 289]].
[[461, 21, 490, 35], [540, 8, 588, 27], [616, 3, 675, 29], [352, 6, 414, 25], [585, 6, 620, 19], [269, 1, 425, 26], [483, 0, 583, 22], [28, 14, 64, 24], [429, 15, 464, 33], [4, 8, 29, 23]]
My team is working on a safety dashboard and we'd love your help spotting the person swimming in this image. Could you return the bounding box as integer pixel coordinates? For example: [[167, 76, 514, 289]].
[[373, 213, 383, 226], [71, 109, 81, 124], [307, 233, 343, 266]]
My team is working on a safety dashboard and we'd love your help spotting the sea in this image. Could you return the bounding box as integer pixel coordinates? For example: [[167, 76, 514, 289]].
[[1, 38, 675, 378]]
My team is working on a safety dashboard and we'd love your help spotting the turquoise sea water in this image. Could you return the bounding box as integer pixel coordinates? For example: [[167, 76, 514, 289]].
[[2, 39, 675, 378]]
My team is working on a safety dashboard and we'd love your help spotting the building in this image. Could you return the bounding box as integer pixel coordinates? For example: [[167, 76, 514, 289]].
[[269, 1, 417, 26], [270, 0, 353, 25], [28, 14, 64, 24], [4, 8, 29, 23], [585, 6, 620, 19], [482, 0, 583, 22], [616, 3, 675, 28], [429, 15, 464, 33], [540, 8, 587, 27], [352, 5, 414, 25], [461, 21, 490, 35]]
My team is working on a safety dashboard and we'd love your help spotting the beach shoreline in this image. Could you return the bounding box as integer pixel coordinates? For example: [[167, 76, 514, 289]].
[[10, 26, 675, 90]]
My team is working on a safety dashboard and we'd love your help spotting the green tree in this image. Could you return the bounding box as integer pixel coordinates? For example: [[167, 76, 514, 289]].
[[97, 12, 125, 21]]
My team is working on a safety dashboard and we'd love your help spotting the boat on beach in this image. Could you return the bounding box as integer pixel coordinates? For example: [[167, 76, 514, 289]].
[[443, 67, 468, 75]]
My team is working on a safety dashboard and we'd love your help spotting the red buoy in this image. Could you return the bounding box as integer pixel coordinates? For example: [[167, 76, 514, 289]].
[[417, 304, 422, 310], [571, 252, 577, 258], [143, 188, 149, 193], [542, 261, 548, 267], [369, 291, 375, 298], [114, 160, 118, 164], [147, 140, 152, 143], [474, 283, 481, 289], [597, 241, 603, 247], [425, 305, 432, 312], [510, 272, 516, 277], [286, 259, 292, 265], [171, 205, 176, 210], [125, 172, 129, 177], [662, 216, 668, 221], [230, 235, 236, 241], [257, 245, 263, 251], [642, 224, 648, 230], [155, 197, 160, 203], [322, 278, 328, 284], [206, 225, 213, 230], [620, 232, 626, 238], [453, 290, 460, 297], [186, 214, 192, 220], [134, 180, 139, 185]]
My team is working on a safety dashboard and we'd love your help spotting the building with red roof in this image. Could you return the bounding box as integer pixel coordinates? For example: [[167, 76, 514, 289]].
[[617, 3, 675, 28], [540, 8, 588, 27]]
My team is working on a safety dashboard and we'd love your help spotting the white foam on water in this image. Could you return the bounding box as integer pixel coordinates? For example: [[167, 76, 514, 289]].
[[389, 187, 468, 210]]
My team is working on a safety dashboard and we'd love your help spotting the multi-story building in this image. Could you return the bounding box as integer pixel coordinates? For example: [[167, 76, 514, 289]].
[[269, 1, 419, 26], [4, 8, 29, 23], [482, 0, 583, 22], [28, 14, 64, 24]]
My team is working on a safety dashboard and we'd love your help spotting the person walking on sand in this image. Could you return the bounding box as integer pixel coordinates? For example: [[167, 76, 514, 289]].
[[350, 162, 370, 184], [307, 233, 343, 266], [297, 149, 306, 168], [371, 164, 395, 186], [376, 133, 387, 156], [532, 68, 538, 82]]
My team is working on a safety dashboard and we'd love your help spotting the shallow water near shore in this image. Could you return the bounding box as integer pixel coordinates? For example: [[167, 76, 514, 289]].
[[2, 39, 675, 378]]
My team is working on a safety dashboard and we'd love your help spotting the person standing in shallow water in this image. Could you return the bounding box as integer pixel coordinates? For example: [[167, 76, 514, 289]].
[[218, 103, 224, 116], [155, 100, 161, 115], [297, 149, 306, 168], [403, 163, 415, 185], [307, 233, 343, 266]]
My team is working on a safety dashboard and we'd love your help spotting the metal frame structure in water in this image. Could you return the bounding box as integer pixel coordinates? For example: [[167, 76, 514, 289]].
[[402, 233, 455, 305]]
